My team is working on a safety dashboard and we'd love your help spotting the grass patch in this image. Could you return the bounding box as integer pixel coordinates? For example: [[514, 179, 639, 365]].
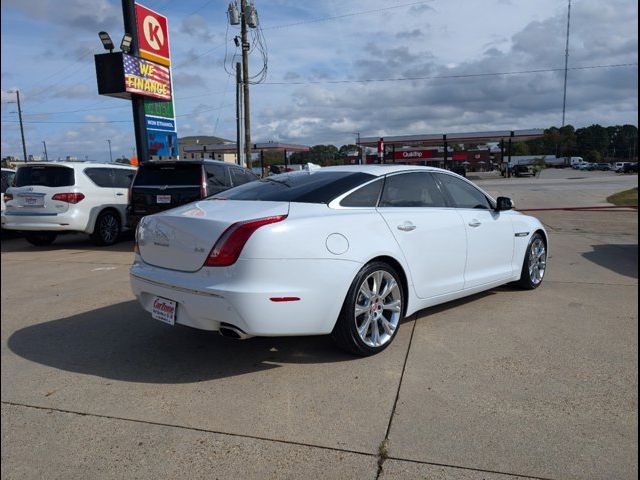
[[607, 187, 638, 206]]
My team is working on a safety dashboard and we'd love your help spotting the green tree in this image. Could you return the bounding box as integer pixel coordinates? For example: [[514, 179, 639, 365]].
[[585, 150, 602, 163]]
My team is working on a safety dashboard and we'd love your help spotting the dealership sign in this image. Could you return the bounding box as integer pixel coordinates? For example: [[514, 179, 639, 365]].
[[124, 54, 171, 101], [135, 3, 171, 66]]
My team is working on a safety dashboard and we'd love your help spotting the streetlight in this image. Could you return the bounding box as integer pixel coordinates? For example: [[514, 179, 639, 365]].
[[98, 31, 115, 53], [107, 139, 113, 162], [120, 33, 133, 53]]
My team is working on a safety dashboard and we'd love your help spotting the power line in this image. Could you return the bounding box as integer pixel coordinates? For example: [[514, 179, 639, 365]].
[[1, 120, 132, 124], [259, 62, 638, 85], [261, 1, 432, 30]]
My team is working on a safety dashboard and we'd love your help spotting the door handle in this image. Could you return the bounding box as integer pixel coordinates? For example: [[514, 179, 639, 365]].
[[116, 193, 124, 196], [397, 222, 416, 232], [468, 219, 481, 228]]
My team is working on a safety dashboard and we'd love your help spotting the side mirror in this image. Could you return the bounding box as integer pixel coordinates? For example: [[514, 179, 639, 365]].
[[496, 196, 514, 211]]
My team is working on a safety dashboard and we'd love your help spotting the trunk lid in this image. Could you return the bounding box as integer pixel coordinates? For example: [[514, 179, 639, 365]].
[[138, 200, 290, 272]]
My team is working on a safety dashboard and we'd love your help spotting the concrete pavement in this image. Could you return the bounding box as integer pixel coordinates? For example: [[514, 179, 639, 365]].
[[1, 177, 638, 479]]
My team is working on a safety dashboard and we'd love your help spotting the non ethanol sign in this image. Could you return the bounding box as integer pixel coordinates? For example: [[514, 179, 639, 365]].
[[145, 115, 176, 132]]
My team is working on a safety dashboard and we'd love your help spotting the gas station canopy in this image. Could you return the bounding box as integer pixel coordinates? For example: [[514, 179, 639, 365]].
[[357, 129, 544, 147]]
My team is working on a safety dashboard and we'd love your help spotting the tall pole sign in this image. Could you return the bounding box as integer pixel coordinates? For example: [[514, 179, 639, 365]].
[[135, 2, 178, 160], [94, 1, 176, 164]]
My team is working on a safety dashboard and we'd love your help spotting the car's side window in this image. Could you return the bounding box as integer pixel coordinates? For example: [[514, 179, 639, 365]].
[[230, 168, 252, 187], [340, 179, 383, 207], [111, 169, 135, 188], [205, 165, 230, 193], [84, 168, 114, 188], [379, 172, 446, 208], [435, 173, 491, 209]]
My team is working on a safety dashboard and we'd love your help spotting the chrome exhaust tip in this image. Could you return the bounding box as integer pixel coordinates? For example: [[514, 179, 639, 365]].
[[219, 323, 253, 340]]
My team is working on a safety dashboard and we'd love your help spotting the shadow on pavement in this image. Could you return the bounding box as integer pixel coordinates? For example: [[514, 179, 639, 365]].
[[8, 301, 356, 384], [0, 232, 134, 253], [583, 244, 638, 279]]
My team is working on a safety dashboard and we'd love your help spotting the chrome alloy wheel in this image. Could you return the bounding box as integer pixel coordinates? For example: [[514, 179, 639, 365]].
[[100, 214, 119, 243], [528, 237, 547, 285], [354, 270, 402, 348]]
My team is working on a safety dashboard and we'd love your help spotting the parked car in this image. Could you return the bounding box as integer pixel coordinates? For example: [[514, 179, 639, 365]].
[[2, 162, 136, 246], [596, 163, 612, 171], [127, 160, 258, 229], [513, 165, 534, 177], [131, 165, 548, 356], [614, 162, 632, 173], [1, 167, 16, 213], [622, 162, 638, 174], [579, 162, 595, 171]]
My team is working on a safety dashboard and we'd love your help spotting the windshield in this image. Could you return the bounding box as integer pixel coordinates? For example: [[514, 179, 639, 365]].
[[134, 163, 202, 186], [15, 166, 74, 187], [211, 171, 375, 204]]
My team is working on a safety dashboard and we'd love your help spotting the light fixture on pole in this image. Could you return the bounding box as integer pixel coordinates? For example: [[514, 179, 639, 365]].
[[120, 33, 133, 53], [98, 31, 115, 53]]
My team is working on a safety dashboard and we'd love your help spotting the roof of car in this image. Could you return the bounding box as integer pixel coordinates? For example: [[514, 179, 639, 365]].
[[16, 162, 136, 169], [2, 168, 15, 172], [320, 164, 449, 177], [142, 159, 239, 167]]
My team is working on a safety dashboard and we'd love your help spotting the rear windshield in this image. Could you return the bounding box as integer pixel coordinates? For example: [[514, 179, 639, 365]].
[[134, 163, 202, 186], [211, 171, 375, 204], [15, 166, 74, 187]]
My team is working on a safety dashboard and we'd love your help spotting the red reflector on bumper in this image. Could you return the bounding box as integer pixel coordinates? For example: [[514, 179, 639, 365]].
[[269, 297, 300, 302]]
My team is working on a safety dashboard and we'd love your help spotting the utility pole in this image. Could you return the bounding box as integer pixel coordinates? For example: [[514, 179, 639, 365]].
[[42, 141, 48, 161], [240, 0, 252, 168], [235, 62, 243, 166], [107, 139, 113, 162], [15, 90, 28, 162], [561, 0, 571, 127]]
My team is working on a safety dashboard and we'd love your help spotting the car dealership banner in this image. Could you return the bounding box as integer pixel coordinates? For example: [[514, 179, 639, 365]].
[[123, 53, 171, 101]]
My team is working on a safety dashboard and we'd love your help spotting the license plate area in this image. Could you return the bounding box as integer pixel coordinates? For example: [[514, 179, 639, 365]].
[[151, 296, 176, 325], [156, 195, 171, 204], [21, 195, 45, 207]]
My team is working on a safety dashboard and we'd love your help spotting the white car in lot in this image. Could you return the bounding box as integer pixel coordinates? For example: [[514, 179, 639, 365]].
[[2, 162, 136, 246], [131, 165, 548, 355]]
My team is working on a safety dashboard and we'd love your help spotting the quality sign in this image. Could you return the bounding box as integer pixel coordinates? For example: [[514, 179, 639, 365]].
[[123, 53, 172, 101], [135, 3, 171, 66]]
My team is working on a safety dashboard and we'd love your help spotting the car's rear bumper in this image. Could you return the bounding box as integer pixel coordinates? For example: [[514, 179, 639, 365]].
[[1, 210, 87, 231], [130, 256, 362, 336]]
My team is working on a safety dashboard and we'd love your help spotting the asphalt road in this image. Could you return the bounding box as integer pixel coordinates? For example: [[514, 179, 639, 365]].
[[1, 173, 638, 479]]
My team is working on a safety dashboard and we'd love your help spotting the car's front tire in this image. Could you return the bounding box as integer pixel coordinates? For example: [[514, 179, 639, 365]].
[[24, 232, 57, 246], [516, 232, 547, 290], [332, 261, 404, 356], [91, 211, 121, 246]]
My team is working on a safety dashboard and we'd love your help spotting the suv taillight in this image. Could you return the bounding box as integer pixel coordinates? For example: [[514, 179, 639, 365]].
[[200, 168, 208, 198], [3, 193, 13, 202], [204, 215, 287, 267], [52, 193, 85, 204]]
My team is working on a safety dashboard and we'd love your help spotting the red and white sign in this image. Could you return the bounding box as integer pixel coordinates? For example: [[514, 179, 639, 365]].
[[393, 149, 436, 161], [135, 3, 171, 66], [377, 138, 384, 158], [151, 296, 176, 325]]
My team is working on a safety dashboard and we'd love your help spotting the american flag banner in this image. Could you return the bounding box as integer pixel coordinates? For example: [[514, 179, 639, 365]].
[[123, 53, 172, 101]]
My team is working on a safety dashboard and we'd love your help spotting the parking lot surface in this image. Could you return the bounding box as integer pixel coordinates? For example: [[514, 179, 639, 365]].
[[1, 173, 638, 479]]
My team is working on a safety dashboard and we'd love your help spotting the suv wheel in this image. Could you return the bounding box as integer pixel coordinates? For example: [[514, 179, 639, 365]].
[[91, 211, 121, 246], [24, 232, 57, 246]]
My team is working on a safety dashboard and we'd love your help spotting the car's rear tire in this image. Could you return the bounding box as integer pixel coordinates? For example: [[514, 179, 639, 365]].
[[91, 211, 121, 246], [515, 232, 547, 290], [331, 261, 404, 356], [24, 232, 57, 246]]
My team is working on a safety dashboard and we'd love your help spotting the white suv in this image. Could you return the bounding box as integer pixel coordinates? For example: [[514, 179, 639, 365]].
[[2, 162, 136, 246]]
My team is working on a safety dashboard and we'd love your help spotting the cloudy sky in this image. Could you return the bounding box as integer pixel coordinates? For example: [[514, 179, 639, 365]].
[[1, 0, 637, 161]]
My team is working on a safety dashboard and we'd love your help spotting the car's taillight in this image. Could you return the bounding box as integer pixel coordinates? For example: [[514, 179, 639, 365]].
[[204, 215, 287, 267], [52, 193, 85, 204], [200, 168, 208, 198], [4, 193, 13, 202], [134, 222, 141, 254]]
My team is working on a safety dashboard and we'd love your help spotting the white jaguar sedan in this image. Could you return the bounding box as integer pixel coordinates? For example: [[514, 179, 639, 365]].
[[130, 165, 547, 356]]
